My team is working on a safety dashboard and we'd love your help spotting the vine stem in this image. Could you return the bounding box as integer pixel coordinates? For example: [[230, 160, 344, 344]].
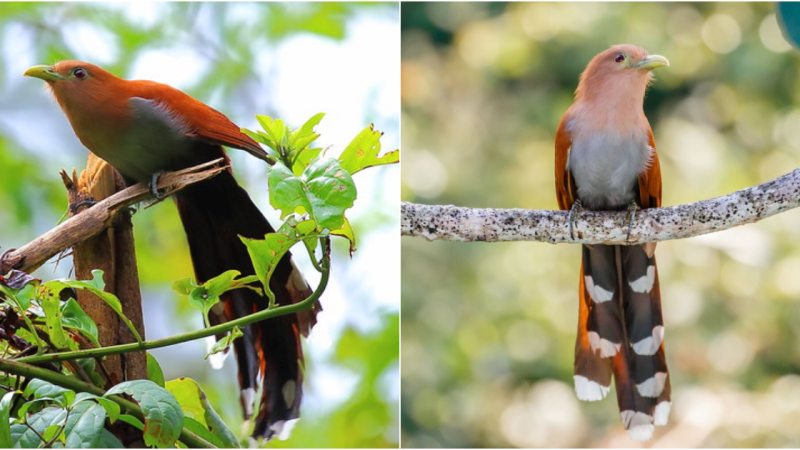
[[0, 358, 215, 448], [15, 249, 330, 366]]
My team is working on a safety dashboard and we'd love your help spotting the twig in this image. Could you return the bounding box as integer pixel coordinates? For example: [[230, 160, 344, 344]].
[[401, 169, 800, 244], [0, 160, 226, 274]]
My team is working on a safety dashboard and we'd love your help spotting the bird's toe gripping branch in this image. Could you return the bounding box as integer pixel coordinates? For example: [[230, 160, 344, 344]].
[[625, 200, 641, 242], [568, 199, 584, 240]]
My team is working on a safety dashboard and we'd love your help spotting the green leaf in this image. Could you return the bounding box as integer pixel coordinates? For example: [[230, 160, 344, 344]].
[[45, 270, 142, 343], [117, 414, 144, 431], [165, 378, 239, 448], [268, 158, 356, 231], [292, 148, 322, 176], [338, 125, 399, 175], [72, 392, 120, 423], [304, 158, 357, 230], [0, 391, 16, 447], [42, 423, 62, 443], [147, 353, 166, 388], [40, 287, 69, 349], [241, 233, 301, 294], [331, 217, 357, 255], [61, 299, 100, 348], [288, 112, 324, 150], [24, 379, 75, 406], [10, 406, 63, 447], [205, 327, 243, 360], [64, 402, 106, 448], [171, 278, 198, 296], [104, 380, 183, 448], [268, 161, 313, 218]]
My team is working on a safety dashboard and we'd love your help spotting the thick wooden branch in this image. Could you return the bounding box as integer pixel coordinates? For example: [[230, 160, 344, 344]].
[[0, 159, 226, 274], [402, 169, 800, 244]]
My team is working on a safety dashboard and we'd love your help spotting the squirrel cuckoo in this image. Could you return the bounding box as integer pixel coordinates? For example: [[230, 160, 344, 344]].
[[25, 61, 319, 439], [554, 45, 669, 440]]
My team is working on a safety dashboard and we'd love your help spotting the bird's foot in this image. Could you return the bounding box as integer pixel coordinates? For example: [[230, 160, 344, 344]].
[[149, 172, 165, 199], [568, 200, 584, 240], [0, 247, 18, 272], [624, 201, 640, 241], [69, 198, 96, 214]]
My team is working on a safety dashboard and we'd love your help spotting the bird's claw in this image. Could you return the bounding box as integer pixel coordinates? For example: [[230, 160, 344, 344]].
[[150, 172, 164, 199], [69, 198, 96, 213], [568, 200, 583, 240], [625, 201, 640, 241]]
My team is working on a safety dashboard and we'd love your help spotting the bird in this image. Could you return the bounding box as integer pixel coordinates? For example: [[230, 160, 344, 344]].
[[554, 45, 670, 441], [24, 61, 320, 439]]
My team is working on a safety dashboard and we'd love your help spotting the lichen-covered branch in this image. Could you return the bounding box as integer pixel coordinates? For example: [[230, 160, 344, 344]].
[[402, 169, 800, 244]]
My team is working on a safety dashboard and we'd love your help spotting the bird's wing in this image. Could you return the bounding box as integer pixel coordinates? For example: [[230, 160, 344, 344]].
[[131, 80, 271, 163], [555, 115, 577, 210], [637, 128, 662, 209]]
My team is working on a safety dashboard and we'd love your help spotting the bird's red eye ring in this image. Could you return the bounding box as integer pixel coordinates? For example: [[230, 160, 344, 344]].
[[73, 68, 87, 79], [614, 54, 625, 63]]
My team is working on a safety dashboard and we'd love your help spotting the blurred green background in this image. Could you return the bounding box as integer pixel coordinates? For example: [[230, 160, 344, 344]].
[[0, 2, 399, 448], [401, 2, 800, 447]]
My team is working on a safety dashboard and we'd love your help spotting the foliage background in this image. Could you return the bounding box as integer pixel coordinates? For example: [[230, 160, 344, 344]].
[[0, 2, 399, 448], [401, 2, 800, 447]]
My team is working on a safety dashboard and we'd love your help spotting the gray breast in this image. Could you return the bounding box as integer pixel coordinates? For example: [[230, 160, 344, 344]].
[[99, 97, 196, 182], [567, 130, 653, 210]]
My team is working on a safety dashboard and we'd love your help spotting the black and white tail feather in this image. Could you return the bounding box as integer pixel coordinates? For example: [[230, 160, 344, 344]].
[[574, 244, 671, 441]]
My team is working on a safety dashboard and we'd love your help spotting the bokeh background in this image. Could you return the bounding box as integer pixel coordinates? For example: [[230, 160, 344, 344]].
[[0, 2, 399, 448], [401, 2, 800, 447]]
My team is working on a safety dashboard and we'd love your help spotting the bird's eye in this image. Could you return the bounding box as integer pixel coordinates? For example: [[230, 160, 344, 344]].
[[614, 54, 625, 64], [73, 68, 87, 79]]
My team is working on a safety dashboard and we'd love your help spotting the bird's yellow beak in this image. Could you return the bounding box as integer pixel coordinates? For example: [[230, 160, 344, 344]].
[[23, 65, 63, 82], [635, 55, 670, 70]]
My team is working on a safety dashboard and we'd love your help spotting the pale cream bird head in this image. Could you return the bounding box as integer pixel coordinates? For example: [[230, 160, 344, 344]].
[[575, 44, 669, 103]]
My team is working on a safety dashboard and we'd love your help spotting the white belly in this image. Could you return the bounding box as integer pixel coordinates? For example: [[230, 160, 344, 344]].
[[568, 130, 653, 210]]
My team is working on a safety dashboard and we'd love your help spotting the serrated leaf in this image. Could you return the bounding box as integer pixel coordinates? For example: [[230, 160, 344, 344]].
[[147, 353, 166, 388], [45, 270, 142, 343], [205, 327, 243, 360], [61, 299, 99, 348], [339, 125, 399, 174], [104, 380, 183, 448]]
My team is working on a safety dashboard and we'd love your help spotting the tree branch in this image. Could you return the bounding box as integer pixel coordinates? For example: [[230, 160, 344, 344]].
[[402, 169, 800, 244], [0, 159, 227, 275]]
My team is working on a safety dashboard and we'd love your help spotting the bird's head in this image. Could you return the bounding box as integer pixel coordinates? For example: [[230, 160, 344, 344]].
[[575, 44, 669, 102], [24, 61, 120, 108]]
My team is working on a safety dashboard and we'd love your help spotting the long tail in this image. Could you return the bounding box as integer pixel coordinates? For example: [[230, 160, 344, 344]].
[[175, 170, 320, 439], [575, 244, 670, 441]]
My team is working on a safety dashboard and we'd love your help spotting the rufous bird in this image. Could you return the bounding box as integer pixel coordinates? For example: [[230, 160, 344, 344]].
[[25, 61, 319, 439], [554, 45, 670, 440]]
